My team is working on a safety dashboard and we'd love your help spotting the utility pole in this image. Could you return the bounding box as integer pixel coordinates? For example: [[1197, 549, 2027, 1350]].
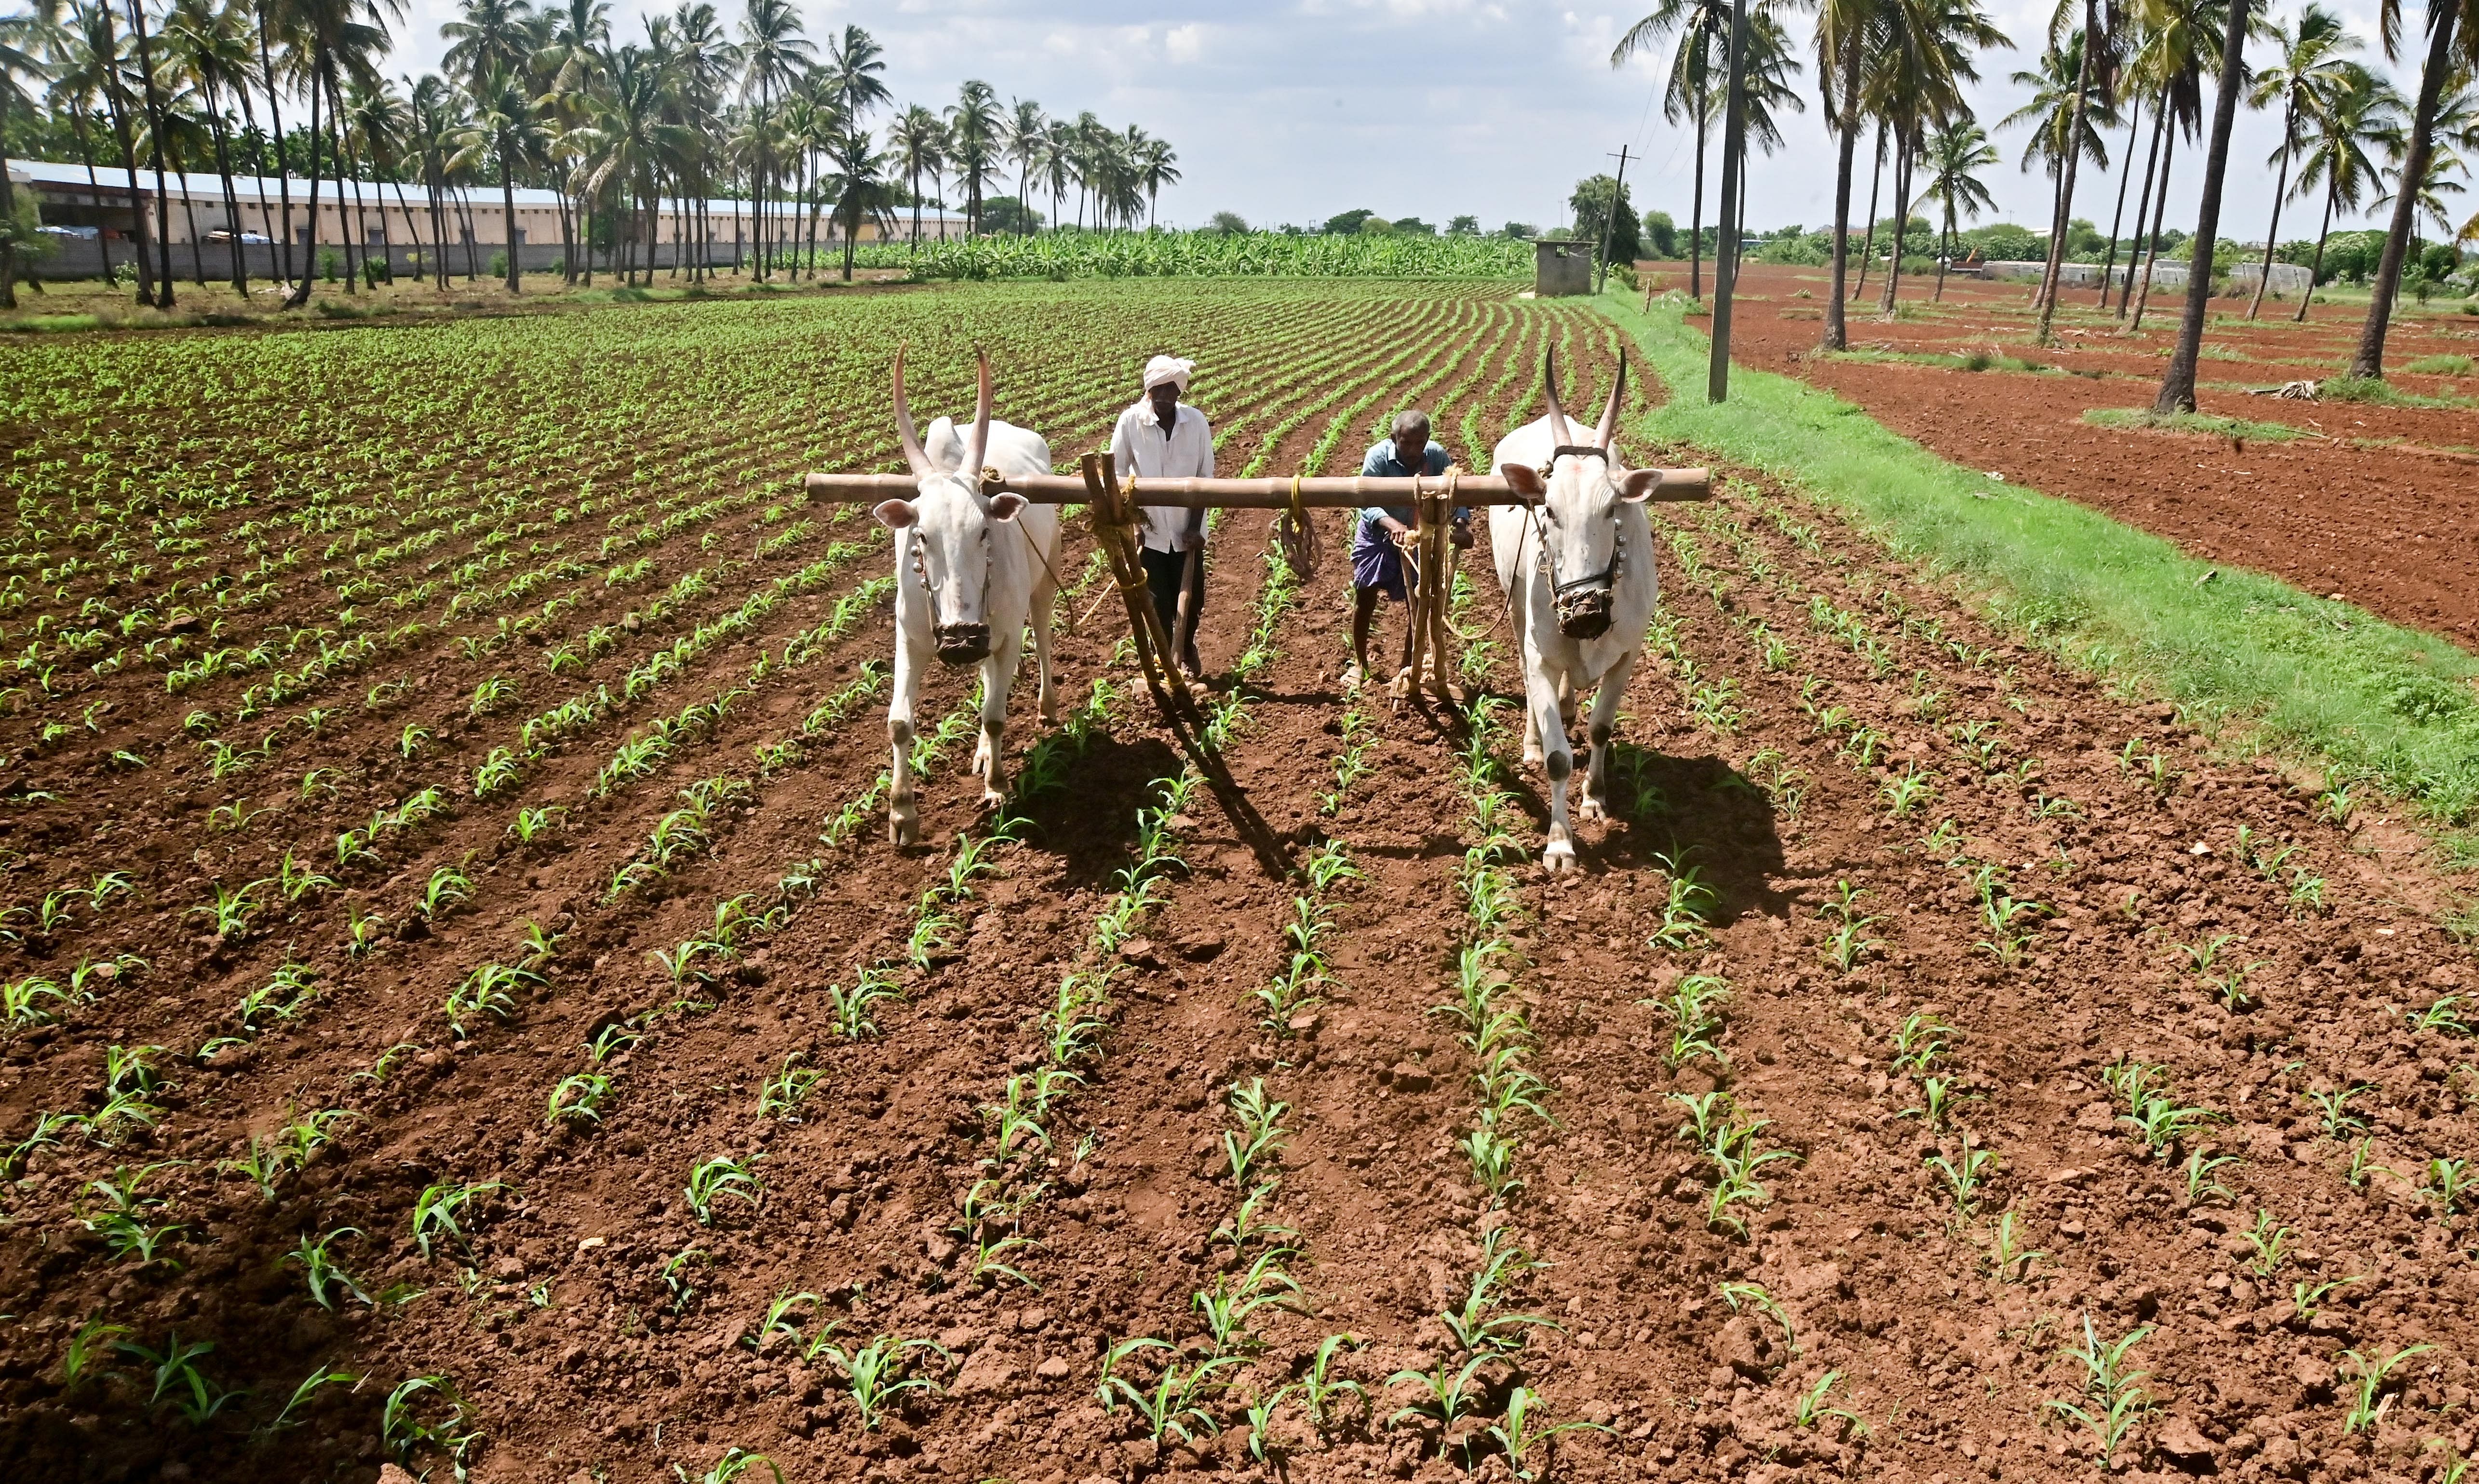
[[1595, 145, 1633, 294], [1706, 0, 1752, 402]]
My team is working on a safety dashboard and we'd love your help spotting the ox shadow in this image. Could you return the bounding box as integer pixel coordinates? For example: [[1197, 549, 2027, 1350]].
[[1595, 742, 1788, 923], [1007, 733, 1190, 887]]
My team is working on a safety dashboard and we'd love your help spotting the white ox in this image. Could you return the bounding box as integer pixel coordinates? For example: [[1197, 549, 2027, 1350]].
[[870, 349, 1063, 845], [1489, 351, 1664, 872]]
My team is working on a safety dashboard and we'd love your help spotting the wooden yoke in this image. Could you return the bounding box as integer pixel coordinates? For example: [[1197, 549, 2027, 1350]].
[[1078, 451, 1193, 718]]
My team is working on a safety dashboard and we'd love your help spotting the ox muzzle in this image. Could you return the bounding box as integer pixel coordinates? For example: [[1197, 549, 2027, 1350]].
[[1554, 580, 1614, 639], [933, 622, 992, 665]]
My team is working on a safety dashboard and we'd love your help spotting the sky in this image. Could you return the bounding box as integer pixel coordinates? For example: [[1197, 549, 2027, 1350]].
[[386, 0, 2418, 245]]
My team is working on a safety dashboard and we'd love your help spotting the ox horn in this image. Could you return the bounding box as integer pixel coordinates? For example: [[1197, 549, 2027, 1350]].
[[1594, 352, 1628, 450], [1541, 347, 1575, 447], [964, 348, 995, 482], [890, 345, 932, 477]]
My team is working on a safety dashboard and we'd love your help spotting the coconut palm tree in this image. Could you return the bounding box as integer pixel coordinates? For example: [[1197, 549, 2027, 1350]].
[[945, 78, 999, 235], [2243, 4, 2357, 315], [822, 121, 892, 279], [664, 0, 729, 277], [0, 1, 57, 306], [2122, 0, 2239, 328], [2001, 32, 2115, 216], [735, 0, 811, 278], [820, 23, 884, 126], [887, 103, 943, 248], [1038, 116, 1072, 233], [2287, 62, 2402, 316], [1922, 118, 1999, 295], [2154, 0, 2262, 413], [2027, 0, 2128, 341], [1135, 133, 1179, 229], [451, 59, 545, 291], [1867, 0, 2005, 311], [1612, 0, 1730, 297], [2346, 0, 2479, 378], [1003, 96, 1045, 233], [159, 0, 257, 293]]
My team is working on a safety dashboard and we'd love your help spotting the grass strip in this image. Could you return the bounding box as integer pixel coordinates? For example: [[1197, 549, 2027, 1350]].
[[1594, 289, 2479, 831], [2081, 407, 2309, 443]]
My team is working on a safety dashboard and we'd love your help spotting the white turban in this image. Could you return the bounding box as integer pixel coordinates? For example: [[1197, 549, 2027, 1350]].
[[1142, 354, 1195, 393]]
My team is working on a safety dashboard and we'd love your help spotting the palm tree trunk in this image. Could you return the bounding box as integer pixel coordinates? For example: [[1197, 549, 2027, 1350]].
[[71, 106, 117, 285], [2294, 177, 2335, 323], [1822, 39, 1864, 351], [284, 47, 326, 309], [253, 13, 294, 288], [121, 0, 176, 306], [842, 190, 860, 281], [2347, 8, 2457, 380], [2156, 0, 2252, 413], [0, 88, 21, 306], [180, 178, 206, 285], [332, 80, 364, 293], [95, 5, 159, 306], [205, 92, 249, 295], [499, 159, 519, 294], [2248, 104, 2296, 320], [909, 163, 922, 249], [2115, 102, 2166, 315], [1689, 93, 1708, 300], [1853, 121, 1883, 300], [2096, 90, 2143, 305], [1935, 205, 1953, 301], [2032, 0, 2099, 341], [1879, 135, 1913, 314], [2131, 125, 2175, 330], [391, 176, 425, 285]]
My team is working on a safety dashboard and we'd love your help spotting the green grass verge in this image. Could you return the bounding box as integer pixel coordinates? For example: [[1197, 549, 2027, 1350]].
[[1595, 289, 2479, 829], [2403, 354, 2474, 377], [2321, 373, 2476, 409], [2082, 407, 2308, 442]]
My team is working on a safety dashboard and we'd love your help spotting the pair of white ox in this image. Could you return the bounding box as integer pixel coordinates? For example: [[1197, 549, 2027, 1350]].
[[869, 350, 1657, 873]]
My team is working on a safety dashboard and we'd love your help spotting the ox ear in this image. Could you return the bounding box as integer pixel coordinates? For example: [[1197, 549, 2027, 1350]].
[[871, 499, 920, 531], [987, 493, 1027, 523], [1500, 462, 1545, 498], [1615, 468, 1663, 504]]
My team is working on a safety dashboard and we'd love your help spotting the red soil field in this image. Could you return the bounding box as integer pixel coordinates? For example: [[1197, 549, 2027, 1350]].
[[2, 285, 2476, 1484], [1645, 262, 2479, 650]]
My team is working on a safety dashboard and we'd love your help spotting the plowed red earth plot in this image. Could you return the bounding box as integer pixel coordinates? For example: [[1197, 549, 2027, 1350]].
[[1675, 263, 2479, 649], [3, 282, 2477, 1484]]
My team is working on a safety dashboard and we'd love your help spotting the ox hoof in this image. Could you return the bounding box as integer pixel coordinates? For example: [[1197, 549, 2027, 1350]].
[[978, 783, 1007, 812], [1576, 793, 1608, 823], [889, 810, 920, 847], [1522, 743, 1546, 769], [1542, 837, 1580, 874]]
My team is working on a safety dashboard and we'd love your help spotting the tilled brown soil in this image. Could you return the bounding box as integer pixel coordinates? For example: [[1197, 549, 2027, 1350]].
[[1684, 264, 2479, 649], [5, 286, 2479, 1484]]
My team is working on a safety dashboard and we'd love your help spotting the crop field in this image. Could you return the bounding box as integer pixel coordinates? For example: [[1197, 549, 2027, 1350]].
[[1705, 263, 2479, 650], [2, 279, 2478, 1484]]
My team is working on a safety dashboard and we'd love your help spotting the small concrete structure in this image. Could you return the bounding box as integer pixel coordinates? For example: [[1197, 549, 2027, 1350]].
[[1534, 240, 1593, 297]]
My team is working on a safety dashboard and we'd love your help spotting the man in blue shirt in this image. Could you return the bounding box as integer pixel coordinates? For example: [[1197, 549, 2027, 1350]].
[[1347, 410, 1470, 691]]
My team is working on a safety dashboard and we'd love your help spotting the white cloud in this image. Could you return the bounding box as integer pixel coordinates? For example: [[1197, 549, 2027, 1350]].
[[1165, 23, 1206, 64]]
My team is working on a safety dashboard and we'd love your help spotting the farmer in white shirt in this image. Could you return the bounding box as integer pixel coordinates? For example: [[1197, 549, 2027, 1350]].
[[1109, 355, 1215, 676]]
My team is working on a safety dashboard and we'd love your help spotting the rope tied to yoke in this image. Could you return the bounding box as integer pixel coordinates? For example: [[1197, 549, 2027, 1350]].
[[1276, 472, 1321, 581]]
